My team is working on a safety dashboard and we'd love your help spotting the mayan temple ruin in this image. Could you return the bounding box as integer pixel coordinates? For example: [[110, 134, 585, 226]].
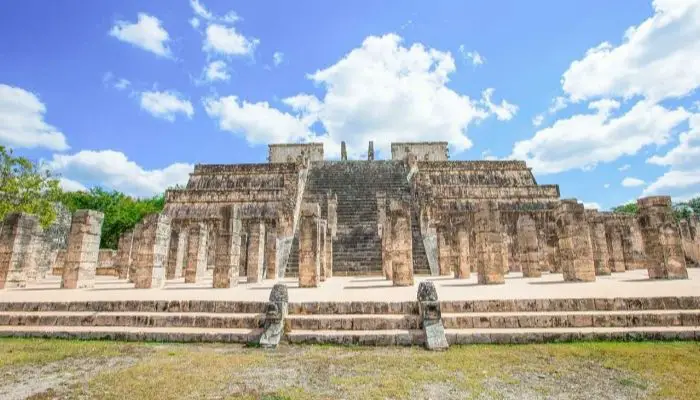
[[1, 141, 699, 347]]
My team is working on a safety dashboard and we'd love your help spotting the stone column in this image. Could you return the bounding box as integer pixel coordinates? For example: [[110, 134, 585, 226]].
[[115, 229, 134, 280], [131, 214, 171, 289], [340, 141, 347, 161], [61, 210, 105, 289], [389, 199, 414, 286], [327, 193, 338, 239], [246, 220, 265, 284], [185, 222, 208, 283], [679, 220, 699, 267], [298, 203, 321, 288], [377, 192, 392, 280], [453, 219, 470, 279], [24, 223, 43, 282], [437, 226, 455, 276], [166, 227, 187, 280], [586, 211, 611, 276], [517, 214, 541, 278], [368, 141, 375, 161], [206, 223, 217, 271], [501, 232, 511, 274], [620, 217, 646, 270], [637, 196, 688, 280], [52, 250, 66, 276], [555, 200, 596, 282], [325, 223, 333, 278], [474, 202, 505, 285], [319, 219, 328, 281], [0, 213, 39, 289], [213, 205, 242, 288], [264, 223, 277, 279], [544, 220, 561, 273], [604, 218, 626, 273]]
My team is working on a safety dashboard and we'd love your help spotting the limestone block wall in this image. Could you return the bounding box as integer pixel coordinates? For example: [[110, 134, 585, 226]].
[[35, 203, 71, 279], [61, 210, 105, 289], [268, 143, 324, 163], [391, 142, 449, 161]]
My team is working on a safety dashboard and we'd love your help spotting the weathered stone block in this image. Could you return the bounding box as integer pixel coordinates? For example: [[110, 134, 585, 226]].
[[0, 213, 40, 289], [638, 196, 688, 280], [298, 203, 321, 288], [214, 205, 242, 288], [185, 223, 208, 284], [474, 202, 505, 285], [246, 220, 265, 284], [555, 200, 595, 282], [517, 214, 541, 278], [131, 213, 171, 289], [388, 199, 413, 286], [61, 210, 104, 289]]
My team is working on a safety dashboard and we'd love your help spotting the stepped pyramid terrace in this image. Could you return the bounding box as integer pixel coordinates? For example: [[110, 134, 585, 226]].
[[1, 141, 700, 347]]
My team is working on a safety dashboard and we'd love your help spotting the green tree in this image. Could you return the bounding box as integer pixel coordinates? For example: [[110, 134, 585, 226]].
[[0, 145, 62, 227], [59, 187, 166, 249], [612, 202, 638, 215]]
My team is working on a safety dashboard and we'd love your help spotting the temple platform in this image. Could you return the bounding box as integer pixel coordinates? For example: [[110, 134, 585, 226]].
[[1, 269, 699, 303]]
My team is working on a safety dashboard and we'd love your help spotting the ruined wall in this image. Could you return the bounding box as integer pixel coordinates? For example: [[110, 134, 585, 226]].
[[391, 142, 449, 161], [268, 143, 324, 163]]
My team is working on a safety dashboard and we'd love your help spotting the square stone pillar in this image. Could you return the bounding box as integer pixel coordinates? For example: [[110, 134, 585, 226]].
[[377, 192, 392, 280], [265, 223, 277, 279], [474, 202, 505, 284], [115, 229, 134, 280], [319, 219, 328, 281], [185, 222, 208, 283], [325, 224, 333, 278], [206, 223, 217, 271], [604, 219, 626, 273], [679, 220, 699, 267], [24, 223, 43, 282], [0, 213, 40, 289], [620, 217, 646, 270], [132, 214, 171, 289], [52, 250, 66, 276], [517, 214, 541, 278], [544, 220, 561, 273], [389, 199, 414, 286], [637, 196, 688, 279], [453, 219, 470, 279], [214, 205, 242, 288], [327, 193, 338, 239], [298, 203, 321, 288], [437, 226, 455, 276], [555, 200, 596, 282], [501, 232, 511, 274], [586, 211, 611, 276], [246, 220, 266, 284], [61, 210, 105, 289], [166, 227, 187, 280]]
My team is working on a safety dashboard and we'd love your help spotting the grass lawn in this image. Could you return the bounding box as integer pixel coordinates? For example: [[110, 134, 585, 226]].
[[0, 339, 698, 399]]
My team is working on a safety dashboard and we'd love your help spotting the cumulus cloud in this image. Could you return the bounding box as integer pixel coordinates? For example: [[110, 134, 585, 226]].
[[48, 150, 193, 198], [203, 60, 230, 82], [510, 100, 688, 174], [645, 113, 700, 199], [205, 34, 515, 158], [58, 177, 87, 192], [189, 17, 200, 29], [583, 202, 602, 210], [604, 183, 611, 188], [190, 0, 239, 23], [622, 177, 646, 187], [109, 13, 171, 58], [140, 91, 194, 121], [532, 114, 544, 127], [204, 24, 258, 56], [0, 84, 69, 151], [618, 164, 631, 171]]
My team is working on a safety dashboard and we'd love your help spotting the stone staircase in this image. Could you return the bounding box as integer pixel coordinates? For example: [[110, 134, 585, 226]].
[[285, 161, 430, 277], [1, 297, 698, 344]]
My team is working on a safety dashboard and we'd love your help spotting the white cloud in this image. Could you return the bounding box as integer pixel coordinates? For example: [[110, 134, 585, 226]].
[[0, 84, 69, 151], [645, 113, 700, 199], [561, 0, 700, 103], [548, 96, 568, 114], [604, 183, 611, 188], [511, 100, 689, 174], [189, 0, 239, 23], [48, 150, 193, 198], [203, 96, 313, 145], [58, 177, 87, 192], [114, 78, 131, 91], [532, 114, 544, 127], [140, 91, 194, 121], [203, 60, 230, 82], [480, 88, 518, 121], [189, 17, 200, 29], [204, 24, 258, 56], [109, 13, 171, 58], [205, 34, 515, 158], [618, 164, 631, 171], [481, 150, 498, 161], [622, 177, 646, 187], [273, 51, 284, 66], [458, 45, 485, 66], [583, 202, 602, 210]]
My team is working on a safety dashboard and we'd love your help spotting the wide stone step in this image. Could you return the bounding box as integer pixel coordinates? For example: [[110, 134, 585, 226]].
[[287, 314, 420, 330], [0, 311, 264, 329], [445, 327, 700, 344], [442, 310, 700, 329]]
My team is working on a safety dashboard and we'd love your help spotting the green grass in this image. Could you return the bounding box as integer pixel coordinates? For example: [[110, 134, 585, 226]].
[[0, 339, 698, 400]]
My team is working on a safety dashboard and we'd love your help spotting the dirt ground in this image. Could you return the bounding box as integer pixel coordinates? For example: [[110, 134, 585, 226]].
[[0, 339, 698, 400]]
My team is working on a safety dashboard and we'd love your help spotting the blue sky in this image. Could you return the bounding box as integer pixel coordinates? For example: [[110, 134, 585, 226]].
[[1, 0, 699, 209]]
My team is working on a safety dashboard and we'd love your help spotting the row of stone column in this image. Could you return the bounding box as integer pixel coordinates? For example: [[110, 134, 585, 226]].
[[431, 196, 693, 285]]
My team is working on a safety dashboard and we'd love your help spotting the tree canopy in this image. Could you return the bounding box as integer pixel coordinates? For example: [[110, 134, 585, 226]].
[[0, 145, 62, 227], [59, 187, 165, 249], [612, 198, 699, 221]]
